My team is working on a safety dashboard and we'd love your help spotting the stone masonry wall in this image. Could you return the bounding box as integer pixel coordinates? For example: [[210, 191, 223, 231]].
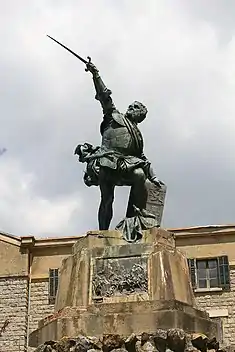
[[0, 276, 28, 352], [28, 279, 55, 351], [195, 268, 235, 345]]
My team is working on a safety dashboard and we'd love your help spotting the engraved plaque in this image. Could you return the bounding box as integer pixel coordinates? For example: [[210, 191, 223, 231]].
[[145, 181, 167, 225], [92, 256, 148, 298]]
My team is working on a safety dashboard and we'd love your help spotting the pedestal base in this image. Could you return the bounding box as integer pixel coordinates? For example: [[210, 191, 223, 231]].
[[29, 228, 219, 348], [29, 300, 219, 347]]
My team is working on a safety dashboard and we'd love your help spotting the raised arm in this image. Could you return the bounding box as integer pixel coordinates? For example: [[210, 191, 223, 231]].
[[86, 62, 116, 115]]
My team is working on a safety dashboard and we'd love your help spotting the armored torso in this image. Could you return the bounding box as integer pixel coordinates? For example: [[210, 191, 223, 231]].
[[101, 111, 143, 157]]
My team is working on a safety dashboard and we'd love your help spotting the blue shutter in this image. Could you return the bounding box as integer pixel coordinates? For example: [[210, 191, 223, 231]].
[[218, 256, 230, 291], [187, 258, 196, 289], [49, 268, 59, 303]]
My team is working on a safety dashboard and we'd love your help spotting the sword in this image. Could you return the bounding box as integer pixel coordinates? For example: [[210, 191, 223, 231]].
[[47, 35, 91, 69]]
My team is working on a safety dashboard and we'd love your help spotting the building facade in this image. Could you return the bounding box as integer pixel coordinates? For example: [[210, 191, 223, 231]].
[[0, 225, 235, 351]]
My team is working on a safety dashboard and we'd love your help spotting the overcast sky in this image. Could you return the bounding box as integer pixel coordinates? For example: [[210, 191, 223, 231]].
[[1, 0, 235, 237]]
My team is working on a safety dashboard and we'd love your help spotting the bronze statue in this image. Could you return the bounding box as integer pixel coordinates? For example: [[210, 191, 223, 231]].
[[47, 36, 165, 241]]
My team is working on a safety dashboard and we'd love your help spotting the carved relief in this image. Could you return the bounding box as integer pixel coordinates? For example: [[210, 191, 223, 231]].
[[92, 256, 148, 298]]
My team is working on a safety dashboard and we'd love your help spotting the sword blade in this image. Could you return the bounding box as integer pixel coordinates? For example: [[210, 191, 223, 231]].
[[47, 35, 88, 64]]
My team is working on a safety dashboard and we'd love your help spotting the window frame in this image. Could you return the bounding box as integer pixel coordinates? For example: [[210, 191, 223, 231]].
[[187, 256, 230, 292], [196, 258, 219, 289]]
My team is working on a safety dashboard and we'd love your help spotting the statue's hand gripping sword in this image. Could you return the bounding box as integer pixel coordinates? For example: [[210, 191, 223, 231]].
[[47, 35, 92, 71]]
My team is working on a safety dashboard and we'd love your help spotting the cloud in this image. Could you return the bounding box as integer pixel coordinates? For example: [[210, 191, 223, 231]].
[[0, 157, 81, 236], [1, 0, 235, 236]]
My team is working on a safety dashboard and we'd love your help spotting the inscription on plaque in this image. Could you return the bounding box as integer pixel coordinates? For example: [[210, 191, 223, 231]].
[[146, 181, 167, 225], [92, 256, 148, 298]]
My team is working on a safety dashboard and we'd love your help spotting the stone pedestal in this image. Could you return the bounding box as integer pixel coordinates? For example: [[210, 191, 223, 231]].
[[29, 228, 219, 348]]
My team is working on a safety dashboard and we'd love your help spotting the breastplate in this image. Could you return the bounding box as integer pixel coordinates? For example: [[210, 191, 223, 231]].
[[101, 121, 133, 154]]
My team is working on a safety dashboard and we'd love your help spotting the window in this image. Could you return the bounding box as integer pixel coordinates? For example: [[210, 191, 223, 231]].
[[197, 258, 218, 289], [49, 268, 59, 304], [187, 256, 230, 291]]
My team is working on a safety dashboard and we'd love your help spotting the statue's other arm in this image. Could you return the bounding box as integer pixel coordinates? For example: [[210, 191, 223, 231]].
[[141, 153, 165, 188], [86, 62, 116, 116]]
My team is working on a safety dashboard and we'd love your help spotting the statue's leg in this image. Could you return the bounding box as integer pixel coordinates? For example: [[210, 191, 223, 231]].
[[98, 168, 115, 230], [126, 168, 147, 217]]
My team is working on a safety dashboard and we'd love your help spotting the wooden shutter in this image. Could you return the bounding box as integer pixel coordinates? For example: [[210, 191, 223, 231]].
[[49, 268, 59, 304], [187, 258, 197, 289], [218, 256, 230, 291]]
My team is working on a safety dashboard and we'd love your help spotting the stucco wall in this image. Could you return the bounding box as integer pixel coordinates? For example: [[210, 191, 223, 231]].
[[31, 247, 71, 278], [0, 240, 28, 277], [177, 241, 235, 262]]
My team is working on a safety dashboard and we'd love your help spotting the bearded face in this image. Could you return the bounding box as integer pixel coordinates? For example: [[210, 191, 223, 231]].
[[125, 101, 148, 124]]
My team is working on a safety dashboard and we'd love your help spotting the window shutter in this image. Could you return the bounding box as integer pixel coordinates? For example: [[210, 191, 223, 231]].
[[49, 268, 59, 304], [187, 258, 196, 289], [218, 256, 230, 291]]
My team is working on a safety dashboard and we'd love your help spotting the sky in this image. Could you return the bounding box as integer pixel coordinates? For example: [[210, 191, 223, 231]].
[[1, 0, 235, 237]]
